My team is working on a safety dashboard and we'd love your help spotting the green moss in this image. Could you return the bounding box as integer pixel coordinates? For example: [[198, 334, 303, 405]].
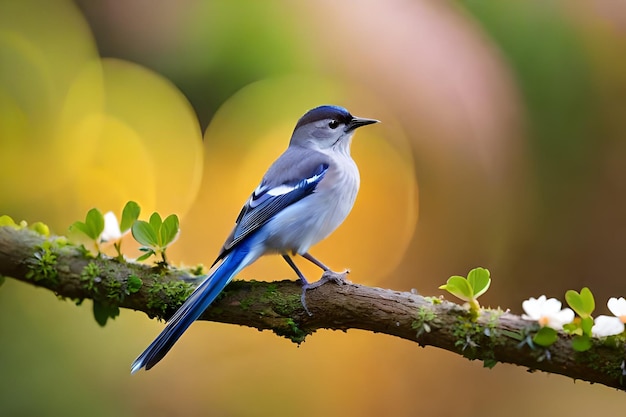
[[220, 280, 301, 314], [25, 241, 58, 284], [575, 340, 626, 383], [451, 310, 506, 368], [287, 318, 308, 343], [265, 283, 278, 294], [93, 269, 142, 304], [453, 315, 482, 353], [80, 261, 101, 293], [126, 275, 142, 294], [412, 306, 437, 338], [239, 296, 254, 311], [259, 283, 301, 316], [106, 277, 123, 302], [147, 279, 194, 317], [273, 318, 308, 344]]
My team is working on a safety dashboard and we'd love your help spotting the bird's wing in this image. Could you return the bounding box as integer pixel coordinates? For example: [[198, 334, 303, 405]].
[[212, 155, 329, 264]]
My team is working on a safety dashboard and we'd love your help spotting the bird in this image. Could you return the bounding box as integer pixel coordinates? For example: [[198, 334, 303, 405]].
[[130, 105, 379, 373]]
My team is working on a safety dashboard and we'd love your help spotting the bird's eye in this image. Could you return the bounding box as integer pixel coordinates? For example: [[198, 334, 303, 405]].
[[328, 119, 340, 129]]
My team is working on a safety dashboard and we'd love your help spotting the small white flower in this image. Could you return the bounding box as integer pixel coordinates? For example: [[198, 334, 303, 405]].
[[592, 316, 624, 337], [607, 297, 626, 319], [522, 295, 575, 330], [592, 297, 626, 337], [100, 211, 122, 242]]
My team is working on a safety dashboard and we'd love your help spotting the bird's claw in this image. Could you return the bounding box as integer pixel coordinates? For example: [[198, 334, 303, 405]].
[[321, 269, 351, 284], [300, 270, 351, 316]]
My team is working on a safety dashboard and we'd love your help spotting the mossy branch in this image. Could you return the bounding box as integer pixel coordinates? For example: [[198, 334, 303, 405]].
[[1, 226, 625, 390]]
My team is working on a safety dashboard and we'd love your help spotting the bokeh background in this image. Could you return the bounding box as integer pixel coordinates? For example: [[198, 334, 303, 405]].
[[1, 0, 626, 416]]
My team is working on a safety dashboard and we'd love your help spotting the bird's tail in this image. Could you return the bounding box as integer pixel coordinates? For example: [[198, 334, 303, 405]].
[[130, 245, 251, 374]]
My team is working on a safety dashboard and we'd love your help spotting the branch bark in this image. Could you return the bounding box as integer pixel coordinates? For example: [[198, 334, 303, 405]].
[[1, 225, 624, 390]]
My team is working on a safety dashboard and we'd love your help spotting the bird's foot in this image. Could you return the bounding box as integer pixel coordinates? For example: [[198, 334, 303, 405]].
[[300, 270, 351, 316], [321, 269, 351, 285]]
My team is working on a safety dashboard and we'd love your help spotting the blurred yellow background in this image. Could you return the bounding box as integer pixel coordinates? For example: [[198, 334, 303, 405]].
[[1, 0, 626, 416]]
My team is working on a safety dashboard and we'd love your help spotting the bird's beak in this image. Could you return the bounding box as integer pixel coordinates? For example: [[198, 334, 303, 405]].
[[346, 116, 380, 132]]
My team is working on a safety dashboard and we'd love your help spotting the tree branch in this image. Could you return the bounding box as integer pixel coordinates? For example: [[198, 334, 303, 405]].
[[1, 226, 624, 390]]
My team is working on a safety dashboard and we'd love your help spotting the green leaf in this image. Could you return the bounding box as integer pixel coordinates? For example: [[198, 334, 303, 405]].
[[85, 208, 105, 239], [501, 329, 524, 341], [120, 201, 140, 232], [132, 220, 159, 248], [563, 322, 582, 336], [0, 275, 5, 287], [579, 287, 595, 315], [149, 212, 163, 240], [70, 221, 91, 238], [439, 276, 473, 302], [92, 301, 120, 327], [160, 214, 179, 247], [572, 334, 593, 352], [533, 326, 558, 347], [566, 288, 595, 318], [126, 275, 143, 294], [467, 267, 491, 298], [136, 251, 155, 262], [71, 208, 105, 240]]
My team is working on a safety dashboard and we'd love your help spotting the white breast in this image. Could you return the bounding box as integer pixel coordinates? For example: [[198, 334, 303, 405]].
[[261, 152, 360, 255]]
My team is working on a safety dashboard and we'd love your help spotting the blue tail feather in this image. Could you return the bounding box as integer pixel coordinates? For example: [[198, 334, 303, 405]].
[[130, 245, 250, 373]]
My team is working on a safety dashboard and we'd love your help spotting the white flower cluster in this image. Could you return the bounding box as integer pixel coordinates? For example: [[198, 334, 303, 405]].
[[522, 296, 574, 329], [521, 295, 626, 337], [592, 297, 626, 337]]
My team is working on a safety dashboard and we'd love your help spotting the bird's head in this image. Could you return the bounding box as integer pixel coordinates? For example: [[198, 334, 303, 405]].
[[290, 105, 379, 152]]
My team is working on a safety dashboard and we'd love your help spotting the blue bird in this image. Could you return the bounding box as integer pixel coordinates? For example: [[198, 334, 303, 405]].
[[131, 105, 378, 373]]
